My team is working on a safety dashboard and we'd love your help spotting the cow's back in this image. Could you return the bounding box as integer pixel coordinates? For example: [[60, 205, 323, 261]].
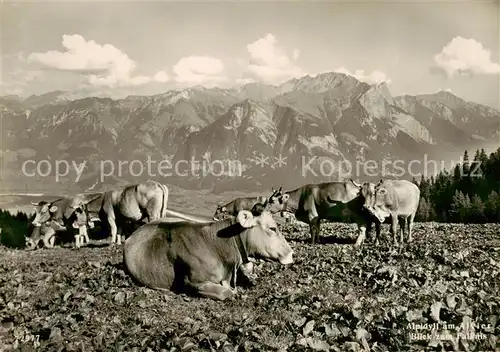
[[387, 180, 420, 215], [315, 182, 359, 217], [124, 222, 177, 290]]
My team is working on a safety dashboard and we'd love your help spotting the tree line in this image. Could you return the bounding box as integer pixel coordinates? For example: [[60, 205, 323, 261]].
[[0, 208, 30, 248], [414, 146, 500, 223]]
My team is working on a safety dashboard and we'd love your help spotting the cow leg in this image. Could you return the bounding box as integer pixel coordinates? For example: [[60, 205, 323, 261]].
[[309, 217, 320, 244], [375, 221, 381, 246], [193, 281, 236, 301], [83, 231, 90, 244], [354, 223, 367, 248], [390, 215, 398, 246], [74, 234, 81, 249], [107, 216, 119, 245], [398, 217, 406, 244], [78, 226, 89, 245], [366, 220, 373, 242], [408, 213, 415, 243]]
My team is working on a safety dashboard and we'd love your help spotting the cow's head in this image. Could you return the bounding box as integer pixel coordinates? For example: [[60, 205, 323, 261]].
[[360, 182, 377, 210], [266, 187, 290, 216], [213, 204, 230, 221], [362, 179, 391, 222], [236, 205, 293, 265], [30, 201, 58, 227], [25, 225, 41, 250], [71, 207, 88, 229]]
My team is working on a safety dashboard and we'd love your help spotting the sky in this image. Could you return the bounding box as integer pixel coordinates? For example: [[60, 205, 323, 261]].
[[1, 0, 499, 109]]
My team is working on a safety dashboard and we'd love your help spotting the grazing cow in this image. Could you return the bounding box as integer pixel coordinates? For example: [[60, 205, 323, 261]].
[[362, 179, 420, 245], [124, 206, 294, 300], [98, 180, 169, 245], [27, 194, 102, 249], [212, 188, 283, 221], [267, 180, 380, 246]]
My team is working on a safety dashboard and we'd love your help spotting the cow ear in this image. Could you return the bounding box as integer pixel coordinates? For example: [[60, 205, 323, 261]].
[[278, 186, 282, 193], [30, 201, 39, 206], [282, 194, 290, 201], [237, 210, 256, 228], [49, 205, 58, 212], [378, 188, 387, 195]]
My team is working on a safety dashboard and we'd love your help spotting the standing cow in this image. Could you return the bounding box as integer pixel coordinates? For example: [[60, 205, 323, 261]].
[[124, 206, 294, 300], [97, 180, 169, 245], [362, 179, 420, 245], [267, 180, 380, 246]]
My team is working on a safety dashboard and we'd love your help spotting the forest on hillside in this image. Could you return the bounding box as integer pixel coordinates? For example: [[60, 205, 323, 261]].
[[414, 146, 500, 223]]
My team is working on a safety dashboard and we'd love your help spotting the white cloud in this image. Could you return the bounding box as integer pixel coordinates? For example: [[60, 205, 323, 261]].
[[153, 70, 170, 83], [334, 67, 392, 85], [245, 33, 306, 85], [434, 36, 500, 77], [173, 56, 227, 86], [28, 34, 166, 88]]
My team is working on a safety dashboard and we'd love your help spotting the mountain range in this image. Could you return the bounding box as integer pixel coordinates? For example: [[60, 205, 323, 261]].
[[1, 71, 499, 193]]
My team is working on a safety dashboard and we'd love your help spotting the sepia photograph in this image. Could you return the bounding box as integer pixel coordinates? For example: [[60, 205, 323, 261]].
[[0, 0, 499, 350]]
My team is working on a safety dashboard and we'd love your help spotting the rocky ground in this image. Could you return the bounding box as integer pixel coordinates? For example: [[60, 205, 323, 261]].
[[0, 222, 499, 351]]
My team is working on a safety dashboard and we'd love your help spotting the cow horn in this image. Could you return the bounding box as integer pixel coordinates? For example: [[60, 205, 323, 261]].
[[350, 179, 361, 187]]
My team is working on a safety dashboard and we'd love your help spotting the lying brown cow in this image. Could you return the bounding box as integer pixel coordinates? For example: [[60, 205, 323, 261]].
[[268, 180, 379, 246], [362, 179, 420, 245], [213, 188, 283, 220], [124, 207, 294, 300]]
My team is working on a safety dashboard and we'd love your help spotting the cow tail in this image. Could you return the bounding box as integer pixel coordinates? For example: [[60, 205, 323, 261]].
[[159, 183, 169, 218]]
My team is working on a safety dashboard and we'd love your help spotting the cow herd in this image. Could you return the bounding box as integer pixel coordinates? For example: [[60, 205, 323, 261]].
[[24, 178, 420, 300]]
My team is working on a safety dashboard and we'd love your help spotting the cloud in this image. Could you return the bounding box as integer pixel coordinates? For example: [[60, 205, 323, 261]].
[[153, 70, 170, 83], [172, 56, 227, 87], [28, 34, 167, 88], [334, 67, 391, 84], [0, 64, 44, 95], [433, 36, 500, 77], [245, 33, 306, 85]]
